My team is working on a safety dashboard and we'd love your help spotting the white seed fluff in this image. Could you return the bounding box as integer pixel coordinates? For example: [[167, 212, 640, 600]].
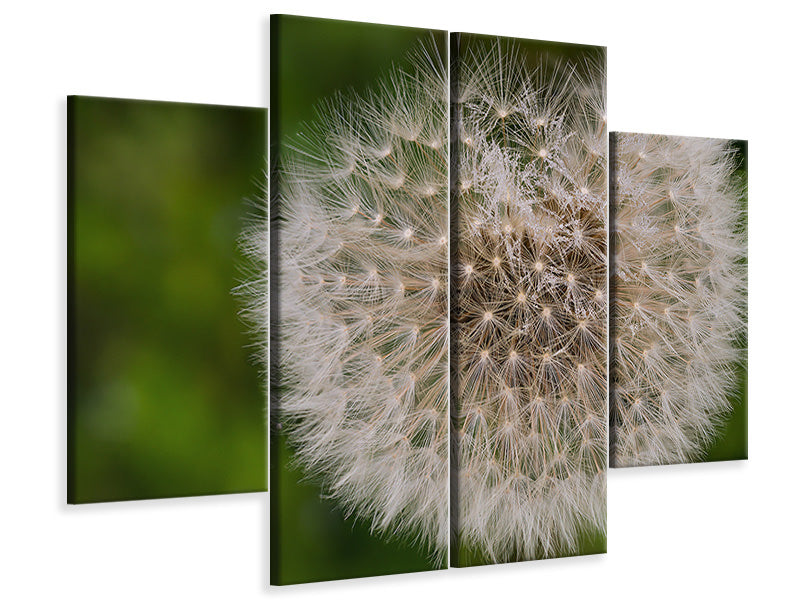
[[610, 133, 747, 467], [453, 41, 608, 562], [274, 44, 449, 556]]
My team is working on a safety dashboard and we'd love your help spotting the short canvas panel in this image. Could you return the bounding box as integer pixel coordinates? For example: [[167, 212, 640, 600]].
[[269, 15, 448, 584], [450, 32, 608, 567], [609, 132, 748, 467], [67, 97, 267, 503]]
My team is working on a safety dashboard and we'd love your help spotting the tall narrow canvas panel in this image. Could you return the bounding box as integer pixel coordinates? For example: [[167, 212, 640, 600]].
[[450, 33, 608, 567], [270, 15, 449, 584], [609, 132, 748, 467], [67, 97, 267, 502]]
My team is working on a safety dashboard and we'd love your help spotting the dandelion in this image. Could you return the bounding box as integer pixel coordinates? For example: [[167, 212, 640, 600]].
[[271, 42, 449, 557], [610, 133, 747, 467], [452, 40, 607, 562]]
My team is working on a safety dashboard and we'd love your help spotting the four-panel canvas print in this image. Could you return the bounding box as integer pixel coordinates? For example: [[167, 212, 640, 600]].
[[66, 13, 748, 587]]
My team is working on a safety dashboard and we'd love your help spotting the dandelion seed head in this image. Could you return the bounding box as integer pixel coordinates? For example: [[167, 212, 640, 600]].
[[273, 41, 449, 556], [454, 41, 607, 562], [611, 132, 746, 467]]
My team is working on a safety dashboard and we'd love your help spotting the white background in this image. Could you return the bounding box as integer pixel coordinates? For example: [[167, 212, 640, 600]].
[[0, 1, 794, 598]]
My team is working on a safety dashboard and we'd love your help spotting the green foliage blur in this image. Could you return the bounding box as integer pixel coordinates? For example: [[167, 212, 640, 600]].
[[68, 97, 266, 503], [270, 15, 446, 584]]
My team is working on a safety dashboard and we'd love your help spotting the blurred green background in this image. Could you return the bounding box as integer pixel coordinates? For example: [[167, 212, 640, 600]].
[[270, 15, 446, 585], [68, 96, 266, 503], [453, 33, 607, 568]]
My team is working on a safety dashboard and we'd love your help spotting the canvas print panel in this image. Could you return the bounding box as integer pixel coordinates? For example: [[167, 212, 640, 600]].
[[610, 132, 748, 467], [270, 15, 448, 584], [67, 97, 266, 503], [451, 33, 608, 567]]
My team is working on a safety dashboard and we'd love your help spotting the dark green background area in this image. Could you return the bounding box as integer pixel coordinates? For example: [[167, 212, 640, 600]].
[[452, 31, 605, 84], [68, 96, 266, 503], [270, 15, 446, 585], [271, 15, 446, 145], [451, 33, 607, 568]]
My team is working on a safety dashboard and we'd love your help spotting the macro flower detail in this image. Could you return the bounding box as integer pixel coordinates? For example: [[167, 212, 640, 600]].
[[273, 45, 449, 556], [453, 41, 608, 562], [610, 133, 747, 467]]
